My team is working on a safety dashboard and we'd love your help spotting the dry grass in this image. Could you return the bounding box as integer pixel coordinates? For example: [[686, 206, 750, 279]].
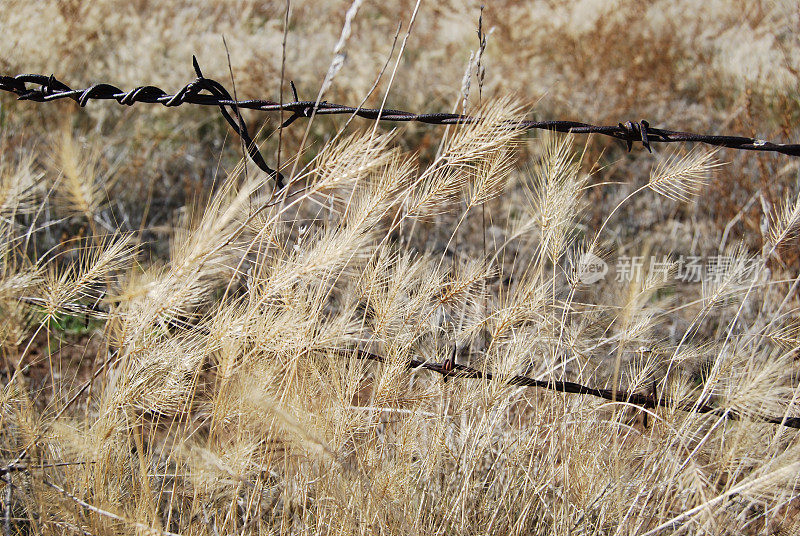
[[1, 1, 800, 535]]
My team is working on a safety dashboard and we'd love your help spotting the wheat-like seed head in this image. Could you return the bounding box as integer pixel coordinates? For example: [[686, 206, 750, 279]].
[[42, 233, 137, 318], [103, 334, 209, 417], [0, 153, 41, 218], [767, 192, 800, 250], [648, 146, 722, 202], [51, 127, 111, 222], [700, 243, 762, 309], [408, 98, 524, 217], [525, 132, 588, 264], [305, 130, 397, 196]]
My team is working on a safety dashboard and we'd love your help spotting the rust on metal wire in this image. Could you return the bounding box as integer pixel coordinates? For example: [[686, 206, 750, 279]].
[[3, 59, 800, 430], [2, 57, 800, 190], [327, 347, 800, 430]]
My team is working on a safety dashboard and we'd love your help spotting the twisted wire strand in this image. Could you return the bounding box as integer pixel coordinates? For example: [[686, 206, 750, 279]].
[[4, 59, 800, 429], [2, 56, 800, 191], [331, 348, 800, 430], [16, 291, 799, 429]]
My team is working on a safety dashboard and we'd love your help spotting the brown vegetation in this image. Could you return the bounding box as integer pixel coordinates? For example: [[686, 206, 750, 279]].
[[1, 1, 800, 534]]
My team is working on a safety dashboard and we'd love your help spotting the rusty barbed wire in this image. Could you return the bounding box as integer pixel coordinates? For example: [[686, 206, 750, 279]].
[[16, 291, 800, 429], [4, 58, 800, 430], [327, 347, 800, 430], [3, 56, 800, 191]]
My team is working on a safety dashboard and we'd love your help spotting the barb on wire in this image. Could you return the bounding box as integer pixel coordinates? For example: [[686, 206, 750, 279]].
[[327, 347, 800, 430], [13, 291, 800, 429], [3, 60, 800, 430], [2, 58, 800, 191]]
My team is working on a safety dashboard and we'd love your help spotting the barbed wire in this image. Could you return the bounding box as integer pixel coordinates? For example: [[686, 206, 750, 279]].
[[2, 56, 800, 191], [328, 347, 800, 430], [16, 294, 799, 429], [4, 58, 800, 429]]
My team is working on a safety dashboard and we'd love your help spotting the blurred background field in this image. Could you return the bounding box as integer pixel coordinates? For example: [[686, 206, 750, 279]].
[[1, 1, 800, 534], [2, 1, 799, 253]]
